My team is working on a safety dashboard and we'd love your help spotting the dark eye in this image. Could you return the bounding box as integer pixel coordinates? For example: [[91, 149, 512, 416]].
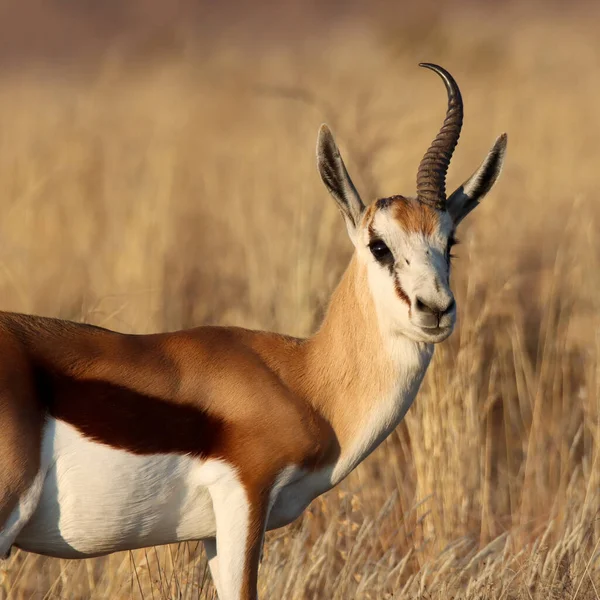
[[369, 239, 393, 263]]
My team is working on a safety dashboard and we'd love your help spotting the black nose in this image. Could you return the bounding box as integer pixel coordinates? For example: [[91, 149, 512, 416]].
[[415, 296, 455, 318]]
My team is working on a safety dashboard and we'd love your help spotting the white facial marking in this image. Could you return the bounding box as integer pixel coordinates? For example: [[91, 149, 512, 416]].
[[360, 200, 457, 344]]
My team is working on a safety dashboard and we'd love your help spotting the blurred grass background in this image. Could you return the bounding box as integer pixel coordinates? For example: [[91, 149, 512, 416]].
[[0, 0, 599, 598]]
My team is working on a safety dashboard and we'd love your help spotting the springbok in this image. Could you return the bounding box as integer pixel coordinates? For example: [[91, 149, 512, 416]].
[[0, 64, 506, 599]]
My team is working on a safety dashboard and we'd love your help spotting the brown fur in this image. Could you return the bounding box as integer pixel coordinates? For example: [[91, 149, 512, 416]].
[[0, 314, 331, 530], [365, 195, 440, 238], [246, 256, 396, 453], [0, 256, 395, 599], [0, 332, 44, 532], [240, 488, 271, 600], [0, 255, 390, 508], [393, 196, 440, 236]]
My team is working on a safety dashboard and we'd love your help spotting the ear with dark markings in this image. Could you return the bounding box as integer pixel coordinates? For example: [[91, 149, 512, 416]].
[[316, 124, 365, 239], [447, 133, 507, 225]]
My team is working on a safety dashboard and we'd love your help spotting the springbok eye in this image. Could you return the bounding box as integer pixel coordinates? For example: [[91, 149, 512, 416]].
[[369, 239, 393, 263]]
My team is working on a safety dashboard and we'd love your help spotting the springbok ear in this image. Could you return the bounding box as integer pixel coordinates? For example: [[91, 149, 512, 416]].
[[447, 133, 507, 225], [316, 124, 365, 238]]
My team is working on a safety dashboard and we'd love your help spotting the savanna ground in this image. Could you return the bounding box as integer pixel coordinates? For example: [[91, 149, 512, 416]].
[[0, 1, 598, 598]]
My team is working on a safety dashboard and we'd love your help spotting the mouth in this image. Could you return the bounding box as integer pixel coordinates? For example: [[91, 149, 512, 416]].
[[414, 323, 454, 342]]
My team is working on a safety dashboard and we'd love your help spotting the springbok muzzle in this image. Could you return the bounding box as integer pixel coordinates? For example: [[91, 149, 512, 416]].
[[410, 280, 456, 332]]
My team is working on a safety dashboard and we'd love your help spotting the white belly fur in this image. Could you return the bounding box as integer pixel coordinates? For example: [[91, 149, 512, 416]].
[[15, 420, 325, 558], [13, 418, 381, 558], [16, 419, 222, 558]]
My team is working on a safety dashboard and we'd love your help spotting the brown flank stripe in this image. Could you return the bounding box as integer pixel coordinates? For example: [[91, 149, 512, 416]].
[[38, 370, 227, 457], [0, 313, 330, 472]]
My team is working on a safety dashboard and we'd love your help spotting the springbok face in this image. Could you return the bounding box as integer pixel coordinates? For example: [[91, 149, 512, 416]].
[[317, 63, 507, 344]]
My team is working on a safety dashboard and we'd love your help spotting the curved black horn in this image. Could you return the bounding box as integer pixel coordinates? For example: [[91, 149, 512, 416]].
[[416, 63, 464, 208]]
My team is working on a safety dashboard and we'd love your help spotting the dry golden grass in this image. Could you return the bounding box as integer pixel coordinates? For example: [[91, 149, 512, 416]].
[[0, 3, 598, 598]]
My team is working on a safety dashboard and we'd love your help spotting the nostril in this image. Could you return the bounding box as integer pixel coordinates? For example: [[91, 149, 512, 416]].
[[415, 296, 435, 315], [415, 296, 455, 317], [443, 298, 456, 315]]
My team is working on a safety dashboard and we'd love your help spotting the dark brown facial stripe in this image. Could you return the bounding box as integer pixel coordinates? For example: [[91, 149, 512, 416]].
[[36, 369, 226, 458], [394, 276, 411, 307]]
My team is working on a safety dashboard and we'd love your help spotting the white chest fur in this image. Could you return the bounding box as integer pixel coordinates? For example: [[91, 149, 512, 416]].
[[268, 338, 433, 530], [331, 337, 433, 484]]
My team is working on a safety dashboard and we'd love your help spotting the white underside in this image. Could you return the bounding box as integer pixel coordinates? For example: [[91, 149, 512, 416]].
[[6, 419, 321, 559], [14, 419, 223, 557]]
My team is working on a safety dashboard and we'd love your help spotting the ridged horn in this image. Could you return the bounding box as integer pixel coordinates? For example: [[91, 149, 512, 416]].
[[416, 63, 464, 208]]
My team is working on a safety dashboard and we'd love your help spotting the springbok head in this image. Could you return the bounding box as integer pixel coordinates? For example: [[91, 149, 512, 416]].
[[317, 63, 507, 344]]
